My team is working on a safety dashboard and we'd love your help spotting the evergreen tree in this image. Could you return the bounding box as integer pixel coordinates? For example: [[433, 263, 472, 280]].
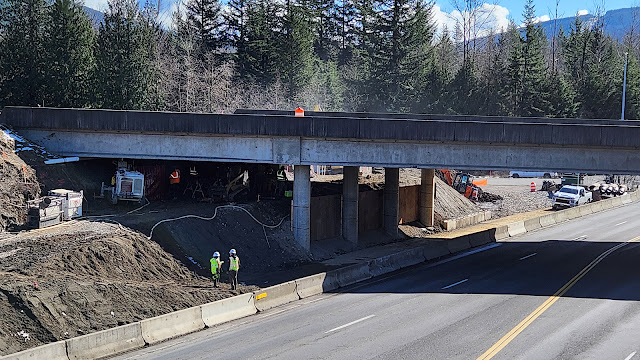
[[0, 0, 48, 107], [242, 0, 282, 85], [95, 0, 158, 109], [43, 0, 96, 108], [281, 0, 316, 98], [623, 54, 640, 119], [334, 0, 357, 65], [503, 22, 523, 116], [223, 0, 250, 76], [520, 0, 550, 116], [185, 0, 222, 52]]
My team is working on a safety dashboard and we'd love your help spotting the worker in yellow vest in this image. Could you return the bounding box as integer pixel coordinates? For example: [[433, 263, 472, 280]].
[[228, 249, 240, 290], [210, 252, 223, 288]]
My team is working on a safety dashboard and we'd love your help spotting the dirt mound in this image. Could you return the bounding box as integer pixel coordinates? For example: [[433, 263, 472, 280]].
[[434, 177, 480, 220], [147, 201, 311, 283], [478, 191, 503, 202], [0, 128, 40, 231], [0, 221, 255, 356]]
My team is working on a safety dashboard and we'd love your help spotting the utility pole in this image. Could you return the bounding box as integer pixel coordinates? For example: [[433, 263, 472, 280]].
[[621, 52, 628, 120]]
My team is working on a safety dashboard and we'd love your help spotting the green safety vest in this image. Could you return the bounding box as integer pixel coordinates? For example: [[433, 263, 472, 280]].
[[229, 256, 239, 271], [210, 258, 220, 274]]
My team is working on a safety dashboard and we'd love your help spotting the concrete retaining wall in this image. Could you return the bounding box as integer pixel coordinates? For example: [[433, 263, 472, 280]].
[[201, 293, 257, 327], [140, 306, 204, 345], [1, 341, 69, 360], [66, 323, 144, 360], [254, 281, 299, 312]]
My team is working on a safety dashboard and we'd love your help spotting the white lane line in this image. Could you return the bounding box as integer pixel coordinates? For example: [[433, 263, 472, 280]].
[[441, 279, 469, 290], [325, 315, 375, 334], [625, 351, 637, 360], [616, 221, 628, 226], [572, 235, 588, 241], [519, 253, 537, 261]]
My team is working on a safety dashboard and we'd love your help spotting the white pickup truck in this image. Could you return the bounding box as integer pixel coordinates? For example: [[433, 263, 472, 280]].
[[552, 185, 592, 209]]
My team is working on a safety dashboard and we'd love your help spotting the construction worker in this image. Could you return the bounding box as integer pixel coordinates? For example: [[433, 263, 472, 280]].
[[210, 252, 223, 288], [228, 249, 240, 290], [275, 166, 287, 196], [169, 168, 181, 199]]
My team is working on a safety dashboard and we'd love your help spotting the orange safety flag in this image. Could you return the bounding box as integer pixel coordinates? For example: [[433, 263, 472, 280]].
[[472, 179, 487, 186]]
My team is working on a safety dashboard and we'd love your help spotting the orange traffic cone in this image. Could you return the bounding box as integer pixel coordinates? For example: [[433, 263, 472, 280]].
[[530, 182, 536, 192]]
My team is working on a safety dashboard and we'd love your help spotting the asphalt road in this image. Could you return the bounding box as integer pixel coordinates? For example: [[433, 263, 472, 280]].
[[114, 202, 640, 360]]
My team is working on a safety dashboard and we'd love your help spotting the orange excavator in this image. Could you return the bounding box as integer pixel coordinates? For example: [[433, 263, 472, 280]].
[[439, 169, 484, 201]]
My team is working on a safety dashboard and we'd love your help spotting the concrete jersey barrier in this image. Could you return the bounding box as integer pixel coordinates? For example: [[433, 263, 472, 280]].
[[1, 341, 69, 360], [494, 225, 510, 240], [507, 221, 526, 237], [368, 248, 425, 277], [523, 217, 541, 232], [329, 262, 372, 288], [422, 240, 451, 260], [254, 281, 299, 312], [66, 323, 144, 360], [539, 214, 556, 227], [295, 273, 327, 299], [140, 306, 205, 345], [446, 237, 471, 253], [201, 293, 257, 327]]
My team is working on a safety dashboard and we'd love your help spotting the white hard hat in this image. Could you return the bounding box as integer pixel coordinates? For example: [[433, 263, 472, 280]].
[[213, 252, 220, 257], [229, 249, 237, 255]]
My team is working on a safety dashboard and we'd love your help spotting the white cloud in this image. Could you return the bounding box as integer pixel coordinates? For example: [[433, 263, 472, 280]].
[[531, 14, 551, 23], [577, 9, 589, 16], [433, 3, 510, 39]]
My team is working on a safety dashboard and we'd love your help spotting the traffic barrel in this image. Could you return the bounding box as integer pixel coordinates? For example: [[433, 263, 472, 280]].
[[295, 107, 305, 117], [531, 182, 536, 192]]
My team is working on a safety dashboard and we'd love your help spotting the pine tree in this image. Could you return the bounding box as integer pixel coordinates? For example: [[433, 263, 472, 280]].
[[43, 0, 96, 108], [241, 0, 283, 85], [0, 0, 48, 107], [503, 22, 523, 116], [334, 0, 356, 65], [185, 0, 222, 52], [223, 0, 250, 76], [520, 0, 550, 116], [95, 0, 158, 109], [281, 0, 316, 98]]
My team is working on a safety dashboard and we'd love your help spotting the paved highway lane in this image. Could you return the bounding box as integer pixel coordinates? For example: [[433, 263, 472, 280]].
[[113, 202, 640, 360]]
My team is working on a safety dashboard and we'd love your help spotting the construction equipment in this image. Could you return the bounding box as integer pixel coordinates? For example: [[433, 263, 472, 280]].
[[27, 197, 64, 229], [100, 163, 145, 204], [48, 189, 83, 220], [439, 170, 482, 201]]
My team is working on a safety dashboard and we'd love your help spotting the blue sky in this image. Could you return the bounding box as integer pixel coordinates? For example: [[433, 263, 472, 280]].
[[83, 0, 635, 32]]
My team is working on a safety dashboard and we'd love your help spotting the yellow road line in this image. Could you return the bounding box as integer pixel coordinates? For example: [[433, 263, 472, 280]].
[[477, 235, 640, 360]]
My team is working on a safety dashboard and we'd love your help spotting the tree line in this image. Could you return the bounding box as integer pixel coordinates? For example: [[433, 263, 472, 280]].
[[0, 0, 638, 119]]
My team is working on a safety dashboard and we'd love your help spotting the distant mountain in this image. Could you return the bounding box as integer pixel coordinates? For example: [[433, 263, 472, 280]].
[[536, 7, 638, 40], [82, 6, 103, 27]]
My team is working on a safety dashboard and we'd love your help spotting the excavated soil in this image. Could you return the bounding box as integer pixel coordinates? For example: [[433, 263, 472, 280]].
[[0, 130, 40, 231], [0, 221, 256, 356]]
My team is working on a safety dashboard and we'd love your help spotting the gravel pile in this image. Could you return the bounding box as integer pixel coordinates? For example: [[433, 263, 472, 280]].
[[476, 185, 553, 218]]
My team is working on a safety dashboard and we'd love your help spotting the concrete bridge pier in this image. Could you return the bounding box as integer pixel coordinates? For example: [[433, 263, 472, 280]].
[[419, 169, 436, 227], [342, 166, 359, 244], [384, 167, 399, 236], [293, 165, 311, 250]]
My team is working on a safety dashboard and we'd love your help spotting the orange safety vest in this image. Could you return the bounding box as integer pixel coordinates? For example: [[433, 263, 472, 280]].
[[170, 170, 181, 184]]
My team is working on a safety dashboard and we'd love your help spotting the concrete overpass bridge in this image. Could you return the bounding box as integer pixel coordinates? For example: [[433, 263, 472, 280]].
[[2, 106, 639, 250]]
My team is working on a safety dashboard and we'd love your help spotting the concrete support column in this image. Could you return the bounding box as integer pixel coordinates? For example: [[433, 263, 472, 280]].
[[342, 166, 359, 244], [419, 169, 436, 227], [293, 165, 311, 250], [383, 167, 399, 236]]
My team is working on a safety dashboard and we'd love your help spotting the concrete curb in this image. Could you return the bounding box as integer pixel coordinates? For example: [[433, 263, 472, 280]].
[[253, 281, 299, 312], [140, 306, 204, 345], [1, 341, 69, 360], [201, 293, 257, 327], [66, 323, 144, 360]]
